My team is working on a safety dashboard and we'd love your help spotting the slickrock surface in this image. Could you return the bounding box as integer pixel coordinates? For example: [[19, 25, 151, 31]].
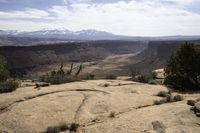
[[0, 79, 200, 133]]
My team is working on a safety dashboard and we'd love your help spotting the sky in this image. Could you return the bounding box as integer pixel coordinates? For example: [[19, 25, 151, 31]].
[[0, 0, 200, 36]]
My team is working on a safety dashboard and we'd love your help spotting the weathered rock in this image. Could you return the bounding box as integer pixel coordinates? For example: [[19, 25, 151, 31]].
[[152, 69, 165, 79], [0, 80, 200, 133]]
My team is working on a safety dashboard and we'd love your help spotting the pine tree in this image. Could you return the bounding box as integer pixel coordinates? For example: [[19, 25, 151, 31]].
[[164, 42, 200, 91]]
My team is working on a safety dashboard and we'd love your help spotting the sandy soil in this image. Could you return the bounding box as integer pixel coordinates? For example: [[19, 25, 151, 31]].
[[0, 79, 200, 133]]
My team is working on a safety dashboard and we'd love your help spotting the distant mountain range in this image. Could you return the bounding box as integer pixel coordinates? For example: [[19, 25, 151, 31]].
[[0, 29, 130, 40], [0, 29, 200, 41]]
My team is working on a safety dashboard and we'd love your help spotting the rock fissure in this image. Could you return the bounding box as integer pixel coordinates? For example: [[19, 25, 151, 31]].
[[0, 88, 109, 115]]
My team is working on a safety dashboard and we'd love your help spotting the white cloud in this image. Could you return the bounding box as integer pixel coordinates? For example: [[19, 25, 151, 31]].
[[0, 0, 200, 36], [166, 0, 198, 5], [61, 0, 91, 4], [0, 8, 50, 19]]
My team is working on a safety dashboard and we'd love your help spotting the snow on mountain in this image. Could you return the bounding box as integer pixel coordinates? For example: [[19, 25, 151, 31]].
[[1, 29, 199, 41], [75, 29, 113, 36], [0, 29, 117, 40], [0, 30, 19, 35]]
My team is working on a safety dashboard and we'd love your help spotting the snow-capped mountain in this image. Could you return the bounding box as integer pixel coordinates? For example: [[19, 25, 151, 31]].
[[0, 30, 19, 35], [0, 29, 119, 40], [19, 29, 73, 36], [1, 29, 200, 41]]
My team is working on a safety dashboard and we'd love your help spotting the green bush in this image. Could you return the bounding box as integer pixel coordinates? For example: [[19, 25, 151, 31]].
[[173, 95, 183, 102], [45, 122, 78, 133], [187, 100, 196, 106], [46, 126, 60, 133], [0, 66, 9, 82], [164, 42, 200, 91], [0, 55, 19, 93], [154, 99, 167, 105], [0, 81, 19, 93], [41, 72, 80, 85], [68, 123, 79, 132], [40, 63, 82, 85], [156, 91, 170, 97], [0, 55, 9, 82], [154, 94, 183, 105]]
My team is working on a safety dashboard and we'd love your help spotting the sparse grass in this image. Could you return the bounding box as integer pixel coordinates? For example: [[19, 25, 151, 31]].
[[59, 122, 68, 131], [41, 74, 80, 85], [68, 123, 79, 132], [46, 122, 68, 133], [109, 111, 116, 118], [173, 95, 183, 102], [105, 74, 117, 80], [103, 83, 110, 87], [46, 126, 60, 133], [40, 63, 82, 85], [0, 81, 19, 93], [154, 99, 167, 105], [187, 100, 196, 106], [154, 94, 183, 105], [156, 91, 170, 97]]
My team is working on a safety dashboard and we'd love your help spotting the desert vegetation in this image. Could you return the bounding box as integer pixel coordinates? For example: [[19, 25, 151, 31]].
[[154, 92, 183, 105], [164, 42, 200, 91], [156, 91, 171, 97], [129, 68, 149, 83], [40, 63, 82, 84], [1, 40, 200, 133], [187, 98, 200, 117], [0, 55, 19, 93], [0, 81, 19, 93], [109, 111, 116, 118], [45, 122, 79, 133]]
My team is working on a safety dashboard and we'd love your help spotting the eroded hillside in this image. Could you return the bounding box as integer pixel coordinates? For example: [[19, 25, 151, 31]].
[[126, 41, 200, 76], [0, 41, 147, 77]]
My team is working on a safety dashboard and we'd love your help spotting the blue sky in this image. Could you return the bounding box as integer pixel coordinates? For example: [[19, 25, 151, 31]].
[[0, 0, 200, 36]]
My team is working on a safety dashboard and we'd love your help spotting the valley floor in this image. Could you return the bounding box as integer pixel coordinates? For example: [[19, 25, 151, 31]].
[[0, 79, 200, 133]]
